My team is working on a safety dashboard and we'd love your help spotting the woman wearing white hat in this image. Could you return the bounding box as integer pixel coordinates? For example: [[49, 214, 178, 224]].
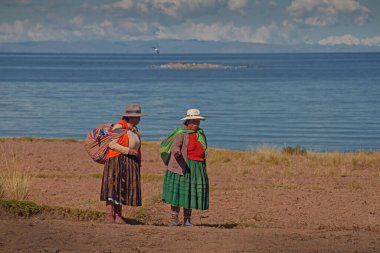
[[100, 103, 144, 224], [161, 108, 209, 226]]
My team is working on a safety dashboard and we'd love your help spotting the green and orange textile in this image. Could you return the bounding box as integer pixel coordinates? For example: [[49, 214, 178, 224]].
[[159, 127, 207, 166]]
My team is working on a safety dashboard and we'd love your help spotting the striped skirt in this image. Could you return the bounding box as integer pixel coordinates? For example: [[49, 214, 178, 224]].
[[100, 154, 142, 206], [162, 159, 209, 210]]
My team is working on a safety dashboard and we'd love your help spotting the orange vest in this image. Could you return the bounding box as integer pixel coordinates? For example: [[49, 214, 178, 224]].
[[105, 120, 142, 163]]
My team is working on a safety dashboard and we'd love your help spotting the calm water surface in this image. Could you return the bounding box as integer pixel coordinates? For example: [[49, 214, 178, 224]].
[[0, 53, 379, 151]]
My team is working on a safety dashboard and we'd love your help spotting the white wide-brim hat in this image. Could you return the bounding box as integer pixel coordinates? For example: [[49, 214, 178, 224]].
[[181, 108, 206, 121]]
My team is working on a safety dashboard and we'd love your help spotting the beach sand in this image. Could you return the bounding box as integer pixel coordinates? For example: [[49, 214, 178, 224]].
[[0, 138, 379, 252]]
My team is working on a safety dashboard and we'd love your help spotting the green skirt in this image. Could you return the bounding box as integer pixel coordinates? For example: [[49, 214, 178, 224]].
[[162, 159, 209, 210]]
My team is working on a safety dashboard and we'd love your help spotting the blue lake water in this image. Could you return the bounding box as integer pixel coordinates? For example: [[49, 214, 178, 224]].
[[0, 52, 379, 151]]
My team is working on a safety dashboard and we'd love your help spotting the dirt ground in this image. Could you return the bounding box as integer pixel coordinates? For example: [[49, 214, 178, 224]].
[[0, 139, 379, 252]]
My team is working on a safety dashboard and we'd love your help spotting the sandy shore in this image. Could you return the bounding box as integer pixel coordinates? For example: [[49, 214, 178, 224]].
[[0, 138, 379, 252]]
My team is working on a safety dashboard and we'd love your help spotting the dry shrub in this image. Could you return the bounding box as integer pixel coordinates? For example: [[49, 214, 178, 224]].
[[349, 152, 379, 170], [207, 149, 235, 166], [0, 145, 31, 200], [255, 145, 289, 166], [313, 152, 378, 168], [305, 151, 380, 176], [207, 148, 258, 177], [282, 145, 307, 155], [209, 146, 304, 176], [208, 145, 379, 178]]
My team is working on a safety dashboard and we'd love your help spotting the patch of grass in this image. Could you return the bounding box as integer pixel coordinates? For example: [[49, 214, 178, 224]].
[[33, 174, 80, 179], [127, 178, 163, 223], [208, 148, 250, 162], [141, 173, 162, 183], [132, 207, 150, 221], [83, 199, 98, 206], [141, 141, 160, 148], [350, 153, 375, 170], [131, 193, 162, 222], [4, 137, 79, 143], [255, 145, 290, 166], [0, 199, 105, 221], [305, 151, 380, 176], [90, 173, 102, 179], [47, 206, 104, 220], [236, 223, 259, 229], [271, 179, 295, 189], [333, 180, 363, 191], [200, 223, 238, 229], [207, 150, 232, 165], [0, 199, 41, 216], [221, 157, 231, 163], [62, 138, 79, 143], [316, 152, 378, 168], [217, 186, 246, 192], [241, 168, 250, 176], [282, 145, 307, 155], [18, 136, 35, 142], [0, 183, 3, 199], [33, 174, 58, 179]]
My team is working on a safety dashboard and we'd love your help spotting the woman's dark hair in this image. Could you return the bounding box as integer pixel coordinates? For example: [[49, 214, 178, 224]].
[[122, 116, 130, 122], [184, 120, 189, 126]]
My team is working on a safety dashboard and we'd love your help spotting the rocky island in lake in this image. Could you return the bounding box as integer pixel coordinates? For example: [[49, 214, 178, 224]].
[[158, 62, 228, 69]]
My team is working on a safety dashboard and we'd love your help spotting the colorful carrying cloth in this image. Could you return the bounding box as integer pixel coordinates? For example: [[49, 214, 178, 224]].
[[84, 123, 126, 164], [159, 127, 207, 165]]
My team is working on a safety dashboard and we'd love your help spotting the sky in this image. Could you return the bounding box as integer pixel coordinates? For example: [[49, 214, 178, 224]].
[[1, 0, 380, 48]]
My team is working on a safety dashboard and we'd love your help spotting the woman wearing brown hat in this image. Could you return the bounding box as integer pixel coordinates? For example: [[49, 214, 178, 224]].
[[100, 103, 144, 224], [161, 108, 209, 226]]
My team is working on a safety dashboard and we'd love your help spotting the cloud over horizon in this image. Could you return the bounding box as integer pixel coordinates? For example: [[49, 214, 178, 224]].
[[0, 0, 379, 50], [287, 0, 370, 27], [319, 34, 380, 47]]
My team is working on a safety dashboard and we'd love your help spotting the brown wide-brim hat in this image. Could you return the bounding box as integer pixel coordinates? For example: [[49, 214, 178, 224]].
[[121, 103, 145, 117]]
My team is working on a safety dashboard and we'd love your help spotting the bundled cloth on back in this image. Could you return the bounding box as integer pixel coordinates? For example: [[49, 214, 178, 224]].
[[84, 123, 126, 164], [159, 127, 207, 166]]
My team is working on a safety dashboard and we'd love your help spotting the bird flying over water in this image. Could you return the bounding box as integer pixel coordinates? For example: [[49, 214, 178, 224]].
[[152, 47, 159, 54]]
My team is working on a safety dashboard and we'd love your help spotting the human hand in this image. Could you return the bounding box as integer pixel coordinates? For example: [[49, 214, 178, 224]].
[[173, 151, 182, 158], [128, 149, 138, 156]]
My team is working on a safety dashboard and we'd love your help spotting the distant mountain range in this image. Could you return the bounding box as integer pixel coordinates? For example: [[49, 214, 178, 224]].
[[1, 39, 379, 53]]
